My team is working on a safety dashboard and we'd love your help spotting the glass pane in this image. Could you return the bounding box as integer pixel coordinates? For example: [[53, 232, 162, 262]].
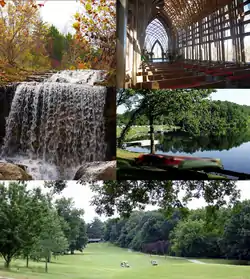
[[224, 39, 233, 61], [144, 18, 168, 53], [244, 36, 250, 62]]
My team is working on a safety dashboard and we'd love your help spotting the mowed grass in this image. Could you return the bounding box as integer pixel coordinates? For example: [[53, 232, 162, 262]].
[[117, 148, 140, 160], [0, 243, 250, 279], [116, 125, 174, 140]]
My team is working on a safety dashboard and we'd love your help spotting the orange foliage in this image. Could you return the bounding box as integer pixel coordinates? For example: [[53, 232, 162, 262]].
[[0, 0, 6, 8], [73, 0, 116, 71]]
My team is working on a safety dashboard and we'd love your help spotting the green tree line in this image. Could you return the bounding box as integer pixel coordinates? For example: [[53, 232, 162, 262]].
[[104, 200, 250, 262]]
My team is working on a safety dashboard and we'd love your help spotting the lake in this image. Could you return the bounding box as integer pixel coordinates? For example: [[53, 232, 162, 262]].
[[125, 132, 250, 174]]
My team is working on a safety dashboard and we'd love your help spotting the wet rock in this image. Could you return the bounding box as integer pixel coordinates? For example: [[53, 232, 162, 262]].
[[104, 87, 116, 160], [0, 162, 32, 180], [16, 163, 28, 172], [0, 83, 18, 141], [74, 161, 116, 181]]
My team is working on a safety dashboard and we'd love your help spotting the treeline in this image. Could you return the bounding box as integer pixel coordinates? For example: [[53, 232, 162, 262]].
[[104, 202, 250, 262], [0, 182, 88, 272], [87, 217, 105, 239], [117, 91, 250, 138]]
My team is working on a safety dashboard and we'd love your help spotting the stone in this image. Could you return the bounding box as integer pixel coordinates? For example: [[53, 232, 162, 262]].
[[74, 161, 116, 181], [0, 162, 32, 180]]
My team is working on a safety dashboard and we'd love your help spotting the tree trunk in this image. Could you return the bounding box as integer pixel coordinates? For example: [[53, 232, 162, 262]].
[[4, 259, 10, 268], [71, 250, 74, 255], [26, 255, 29, 268], [117, 101, 146, 148], [4, 255, 11, 268], [45, 258, 48, 273], [149, 115, 155, 154]]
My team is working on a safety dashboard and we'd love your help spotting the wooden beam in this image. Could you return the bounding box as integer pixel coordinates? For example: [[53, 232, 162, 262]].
[[116, 0, 128, 89]]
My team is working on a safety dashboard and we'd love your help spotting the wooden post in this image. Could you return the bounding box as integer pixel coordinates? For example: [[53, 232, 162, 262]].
[[132, 0, 139, 87], [238, 0, 245, 63], [116, 0, 128, 88], [220, 8, 225, 62]]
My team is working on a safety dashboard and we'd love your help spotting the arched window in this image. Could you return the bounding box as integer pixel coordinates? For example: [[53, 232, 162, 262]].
[[144, 18, 168, 59], [152, 41, 163, 59]]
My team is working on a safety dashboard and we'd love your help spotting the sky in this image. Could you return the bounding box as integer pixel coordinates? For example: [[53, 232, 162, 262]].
[[211, 89, 250, 106], [37, 0, 81, 34], [117, 89, 250, 114], [8, 180, 250, 224]]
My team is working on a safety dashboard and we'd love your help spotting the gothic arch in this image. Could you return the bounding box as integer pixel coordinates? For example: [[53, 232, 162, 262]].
[[144, 18, 169, 53], [151, 39, 164, 58]]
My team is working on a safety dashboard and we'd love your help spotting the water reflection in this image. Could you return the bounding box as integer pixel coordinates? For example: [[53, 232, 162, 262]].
[[125, 130, 250, 174], [157, 131, 250, 153]]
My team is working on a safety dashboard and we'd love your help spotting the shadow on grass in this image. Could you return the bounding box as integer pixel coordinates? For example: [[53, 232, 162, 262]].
[[0, 260, 67, 275], [0, 266, 46, 278], [0, 265, 46, 275]]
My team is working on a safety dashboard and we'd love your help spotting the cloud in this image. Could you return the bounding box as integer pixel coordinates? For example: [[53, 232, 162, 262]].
[[38, 0, 81, 33]]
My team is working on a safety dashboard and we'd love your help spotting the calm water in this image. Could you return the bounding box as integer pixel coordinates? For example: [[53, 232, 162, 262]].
[[126, 132, 250, 174]]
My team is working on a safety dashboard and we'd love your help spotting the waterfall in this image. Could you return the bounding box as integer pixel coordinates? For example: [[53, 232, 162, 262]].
[[1, 70, 107, 179], [47, 69, 106, 85]]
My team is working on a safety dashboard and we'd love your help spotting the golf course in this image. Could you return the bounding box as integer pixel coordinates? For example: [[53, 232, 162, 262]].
[[0, 243, 249, 279]]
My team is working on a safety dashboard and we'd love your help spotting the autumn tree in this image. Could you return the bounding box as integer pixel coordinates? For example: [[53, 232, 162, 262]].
[[73, 0, 116, 71], [24, 17, 51, 69], [0, 0, 40, 65], [61, 33, 93, 70]]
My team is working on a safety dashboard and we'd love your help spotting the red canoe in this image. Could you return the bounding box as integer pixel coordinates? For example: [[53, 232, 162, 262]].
[[135, 153, 221, 168]]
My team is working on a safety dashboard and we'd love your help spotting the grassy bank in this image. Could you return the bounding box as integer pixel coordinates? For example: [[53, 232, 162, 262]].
[[116, 125, 177, 141], [0, 243, 249, 279], [117, 148, 140, 160]]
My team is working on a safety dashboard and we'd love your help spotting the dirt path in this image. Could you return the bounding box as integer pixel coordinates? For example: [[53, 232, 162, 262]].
[[187, 259, 206, 264], [167, 256, 207, 264]]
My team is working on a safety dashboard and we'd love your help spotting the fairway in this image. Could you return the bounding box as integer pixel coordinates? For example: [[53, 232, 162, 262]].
[[0, 243, 250, 279]]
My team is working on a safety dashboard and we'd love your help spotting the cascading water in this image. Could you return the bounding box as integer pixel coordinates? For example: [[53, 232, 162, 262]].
[[47, 69, 106, 85], [1, 70, 108, 179]]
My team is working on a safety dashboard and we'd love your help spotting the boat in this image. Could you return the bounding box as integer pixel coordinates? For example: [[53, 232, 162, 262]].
[[117, 151, 250, 180], [135, 153, 223, 170]]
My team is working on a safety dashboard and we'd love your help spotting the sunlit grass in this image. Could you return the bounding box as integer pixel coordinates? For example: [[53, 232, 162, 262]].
[[117, 148, 140, 160], [0, 243, 250, 279], [116, 125, 174, 140]]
